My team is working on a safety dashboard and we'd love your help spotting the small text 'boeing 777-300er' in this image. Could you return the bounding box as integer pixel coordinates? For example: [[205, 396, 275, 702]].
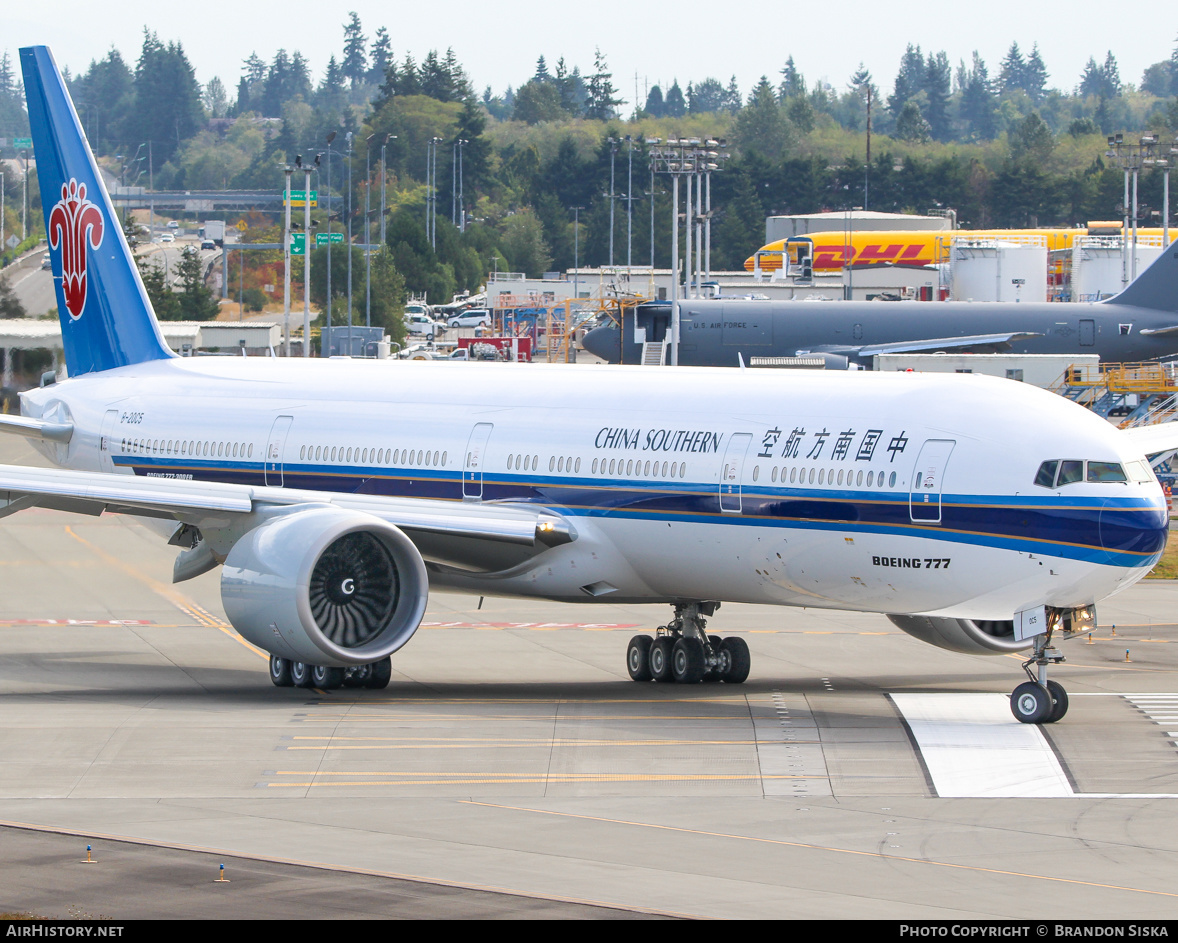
[[7, 45, 1178, 722]]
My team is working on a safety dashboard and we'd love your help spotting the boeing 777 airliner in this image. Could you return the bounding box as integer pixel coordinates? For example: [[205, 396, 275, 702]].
[[5, 46, 1176, 723]]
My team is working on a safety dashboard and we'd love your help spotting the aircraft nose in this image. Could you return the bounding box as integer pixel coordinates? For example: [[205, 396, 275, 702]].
[[1098, 499, 1169, 565], [582, 324, 620, 362]]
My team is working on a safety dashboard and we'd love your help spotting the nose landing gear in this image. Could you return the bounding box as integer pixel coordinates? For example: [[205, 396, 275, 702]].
[[1010, 632, 1068, 724], [625, 602, 750, 684]]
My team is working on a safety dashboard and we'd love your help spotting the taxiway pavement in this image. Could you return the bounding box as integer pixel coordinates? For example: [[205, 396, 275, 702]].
[[2, 437, 1178, 919]]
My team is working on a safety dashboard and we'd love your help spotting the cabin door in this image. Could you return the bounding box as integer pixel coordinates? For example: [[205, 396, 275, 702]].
[[463, 422, 495, 499], [264, 416, 293, 486], [719, 433, 752, 512], [909, 439, 955, 524]]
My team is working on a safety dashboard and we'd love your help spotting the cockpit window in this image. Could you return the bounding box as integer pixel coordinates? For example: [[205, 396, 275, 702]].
[[1034, 461, 1058, 488], [1086, 461, 1127, 482], [1035, 459, 1132, 487], [1126, 460, 1155, 483]]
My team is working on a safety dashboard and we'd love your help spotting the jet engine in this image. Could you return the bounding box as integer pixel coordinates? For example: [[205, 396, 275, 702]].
[[886, 615, 1030, 655], [221, 507, 428, 667]]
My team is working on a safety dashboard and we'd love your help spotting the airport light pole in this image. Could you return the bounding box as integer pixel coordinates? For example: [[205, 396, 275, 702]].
[[1106, 133, 1161, 285], [571, 206, 583, 302], [608, 137, 619, 268], [283, 164, 293, 356], [457, 138, 467, 232], [626, 135, 633, 269], [325, 131, 336, 328], [346, 131, 354, 357], [366, 133, 374, 330], [380, 135, 394, 248]]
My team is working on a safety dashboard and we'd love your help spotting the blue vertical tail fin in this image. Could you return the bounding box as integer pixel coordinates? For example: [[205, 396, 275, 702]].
[[20, 45, 173, 376]]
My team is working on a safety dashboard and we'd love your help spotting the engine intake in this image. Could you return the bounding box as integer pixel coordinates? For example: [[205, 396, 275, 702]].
[[222, 507, 428, 667], [886, 615, 1030, 655]]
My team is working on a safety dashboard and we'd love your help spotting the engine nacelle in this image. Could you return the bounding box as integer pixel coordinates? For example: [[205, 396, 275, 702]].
[[887, 615, 1030, 655], [221, 507, 428, 667]]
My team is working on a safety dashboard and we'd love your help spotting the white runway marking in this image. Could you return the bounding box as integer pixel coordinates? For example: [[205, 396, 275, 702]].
[[891, 693, 1072, 797]]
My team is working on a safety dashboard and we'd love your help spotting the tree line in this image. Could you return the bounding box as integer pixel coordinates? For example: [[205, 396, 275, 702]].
[[2, 20, 1178, 312]]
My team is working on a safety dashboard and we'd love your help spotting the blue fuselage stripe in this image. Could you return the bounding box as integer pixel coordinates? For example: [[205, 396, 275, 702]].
[[119, 458, 1168, 568]]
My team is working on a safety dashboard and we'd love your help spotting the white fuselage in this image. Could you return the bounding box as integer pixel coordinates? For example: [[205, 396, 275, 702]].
[[21, 358, 1168, 621]]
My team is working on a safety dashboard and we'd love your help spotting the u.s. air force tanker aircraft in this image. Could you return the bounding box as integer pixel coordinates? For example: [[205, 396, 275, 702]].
[[7, 45, 1177, 723], [581, 244, 1178, 368]]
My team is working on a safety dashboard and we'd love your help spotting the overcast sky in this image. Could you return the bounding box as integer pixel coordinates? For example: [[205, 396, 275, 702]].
[[7, 1, 1177, 104]]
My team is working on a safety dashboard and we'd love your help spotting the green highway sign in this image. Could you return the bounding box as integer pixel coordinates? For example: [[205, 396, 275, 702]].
[[289, 233, 306, 255], [285, 189, 318, 207], [13, 137, 32, 149], [315, 232, 345, 245]]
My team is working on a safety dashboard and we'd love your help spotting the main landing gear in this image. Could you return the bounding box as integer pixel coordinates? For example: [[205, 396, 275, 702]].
[[269, 654, 392, 690], [626, 602, 750, 685], [1009, 633, 1068, 724]]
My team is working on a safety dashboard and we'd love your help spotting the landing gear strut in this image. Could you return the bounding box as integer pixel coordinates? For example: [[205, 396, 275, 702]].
[[626, 602, 750, 685], [1010, 632, 1068, 724], [268, 655, 392, 691]]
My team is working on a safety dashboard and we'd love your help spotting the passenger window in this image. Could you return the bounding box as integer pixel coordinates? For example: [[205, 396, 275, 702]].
[[1034, 461, 1058, 489], [1057, 460, 1084, 486], [1087, 461, 1127, 483]]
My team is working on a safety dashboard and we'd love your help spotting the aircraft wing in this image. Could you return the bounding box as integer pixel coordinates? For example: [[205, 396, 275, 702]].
[[839, 332, 1043, 358], [1121, 422, 1178, 459], [0, 463, 572, 549]]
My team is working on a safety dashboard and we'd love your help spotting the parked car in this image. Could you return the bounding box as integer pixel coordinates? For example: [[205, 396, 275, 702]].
[[404, 312, 441, 337], [447, 308, 491, 329]]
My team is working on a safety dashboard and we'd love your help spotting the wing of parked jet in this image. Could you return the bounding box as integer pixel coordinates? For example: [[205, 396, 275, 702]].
[[816, 331, 1043, 358], [1121, 421, 1178, 460]]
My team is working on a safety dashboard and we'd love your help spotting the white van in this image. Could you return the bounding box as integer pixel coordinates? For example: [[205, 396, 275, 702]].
[[404, 312, 441, 337]]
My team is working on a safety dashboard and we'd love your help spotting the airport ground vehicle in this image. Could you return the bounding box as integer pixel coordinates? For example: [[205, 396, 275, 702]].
[[9, 45, 1177, 721], [405, 312, 442, 337], [448, 309, 491, 329]]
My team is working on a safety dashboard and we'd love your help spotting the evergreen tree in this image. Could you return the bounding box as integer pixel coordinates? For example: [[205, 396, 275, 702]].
[[176, 249, 220, 320], [130, 31, 204, 165], [341, 11, 368, 88], [1101, 51, 1122, 97], [369, 27, 392, 85], [136, 258, 181, 320], [734, 77, 792, 158], [895, 100, 931, 142], [555, 58, 584, 116], [534, 56, 550, 84], [68, 50, 132, 149], [999, 42, 1026, 94], [924, 51, 951, 141], [779, 56, 806, 100], [723, 76, 742, 114], [688, 78, 726, 114], [1024, 44, 1048, 103], [1010, 111, 1054, 163], [644, 84, 665, 118], [584, 48, 622, 120], [0, 274, 27, 319], [318, 56, 347, 113], [235, 51, 266, 114], [664, 80, 686, 117], [889, 44, 925, 118], [959, 52, 997, 139]]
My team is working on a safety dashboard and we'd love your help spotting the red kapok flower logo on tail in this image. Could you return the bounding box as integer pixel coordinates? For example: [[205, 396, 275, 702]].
[[49, 179, 104, 320]]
